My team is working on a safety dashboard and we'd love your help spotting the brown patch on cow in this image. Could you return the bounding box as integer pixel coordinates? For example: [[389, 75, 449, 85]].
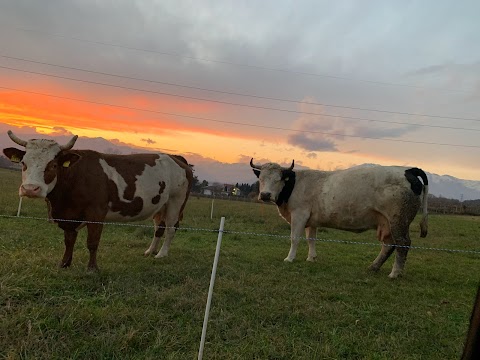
[[158, 181, 166, 193], [107, 179, 144, 217], [46, 150, 108, 232], [44, 160, 58, 184], [151, 181, 166, 204], [171, 155, 188, 165], [168, 154, 194, 220], [155, 221, 166, 238]]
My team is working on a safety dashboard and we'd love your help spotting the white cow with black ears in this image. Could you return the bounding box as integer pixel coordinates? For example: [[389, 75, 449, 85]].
[[250, 159, 429, 279]]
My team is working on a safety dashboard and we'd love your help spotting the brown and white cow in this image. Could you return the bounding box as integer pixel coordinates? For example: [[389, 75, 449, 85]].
[[3, 130, 193, 270], [250, 159, 429, 278]]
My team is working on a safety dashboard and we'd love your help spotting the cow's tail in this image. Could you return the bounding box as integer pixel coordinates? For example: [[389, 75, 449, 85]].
[[420, 181, 429, 238], [405, 167, 429, 238]]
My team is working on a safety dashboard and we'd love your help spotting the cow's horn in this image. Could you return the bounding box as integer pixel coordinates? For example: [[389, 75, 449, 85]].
[[7, 130, 28, 147], [286, 160, 294, 171], [250, 158, 262, 169], [60, 135, 78, 150]]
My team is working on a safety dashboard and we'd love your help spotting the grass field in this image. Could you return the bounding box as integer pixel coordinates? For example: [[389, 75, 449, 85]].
[[0, 167, 479, 359]]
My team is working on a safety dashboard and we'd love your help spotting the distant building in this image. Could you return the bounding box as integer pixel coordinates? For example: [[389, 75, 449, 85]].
[[201, 184, 242, 196], [202, 186, 216, 196], [222, 184, 241, 196]]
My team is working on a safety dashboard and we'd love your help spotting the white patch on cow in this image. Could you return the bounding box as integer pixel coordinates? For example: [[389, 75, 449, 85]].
[[136, 162, 170, 199], [99, 158, 130, 203], [100, 155, 189, 222], [20, 140, 62, 197]]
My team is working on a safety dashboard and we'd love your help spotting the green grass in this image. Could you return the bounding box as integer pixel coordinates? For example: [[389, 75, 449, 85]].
[[0, 168, 479, 359]]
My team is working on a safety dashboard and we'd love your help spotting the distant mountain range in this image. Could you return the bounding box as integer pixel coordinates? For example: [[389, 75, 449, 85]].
[[1, 133, 479, 200], [351, 163, 480, 201], [427, 172, 480, 201]]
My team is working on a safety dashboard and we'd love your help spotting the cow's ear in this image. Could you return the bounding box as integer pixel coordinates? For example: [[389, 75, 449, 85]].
[[281, 170, 293, 181], [58, 152, 81, 168], [3, 148, 25, 163], [253, 169, 260, 178]]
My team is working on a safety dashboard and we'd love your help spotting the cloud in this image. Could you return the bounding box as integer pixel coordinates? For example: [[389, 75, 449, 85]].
[[288, 132, 338, 151], [48, 127, 74, 136], [286, 96, 418, 151], [404, 61, 480, 95], [286, 97, 345, 152], [351, 124, 417, 139], [405, 63, 452, 76]]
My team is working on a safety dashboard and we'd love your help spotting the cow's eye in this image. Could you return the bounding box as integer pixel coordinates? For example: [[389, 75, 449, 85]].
[[21, 162, 27, 171]]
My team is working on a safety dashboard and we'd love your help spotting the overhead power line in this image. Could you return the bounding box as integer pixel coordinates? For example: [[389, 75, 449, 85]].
[[2, 65, 480, 134], [1, 54, 477, 122], [1, 85, 480, 149], [7, 26, 473, 94]]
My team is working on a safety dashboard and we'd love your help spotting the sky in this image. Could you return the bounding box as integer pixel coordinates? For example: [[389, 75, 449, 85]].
[[1, 0, 480, 183]]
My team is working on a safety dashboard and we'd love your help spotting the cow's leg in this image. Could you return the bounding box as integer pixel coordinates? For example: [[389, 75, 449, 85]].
[[144, 211, 166, 256], [368, 241, 395, 272], [369, 214, 395, 272], [60, 229, 78, 268], [389, 227, 411, 279], [305, 226, 317, 262], [85, 222, 104, 271], [155, 202, 182, 259], [284, 212, 308, 262]]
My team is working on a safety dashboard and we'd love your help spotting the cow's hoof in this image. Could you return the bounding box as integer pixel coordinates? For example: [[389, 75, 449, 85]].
[[306, 256, 317, 262], [388, 272, 401, 279], [59, 261, 71, 268], [154, 252, 168, 259], [283, 257, 294, 262], [87, 265, 99, 272], [144, 249, 152, 257], [368, 264, 380, 272]]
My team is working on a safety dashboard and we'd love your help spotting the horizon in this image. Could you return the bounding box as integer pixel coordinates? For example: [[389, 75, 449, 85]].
[[3, 131, 480, 202]]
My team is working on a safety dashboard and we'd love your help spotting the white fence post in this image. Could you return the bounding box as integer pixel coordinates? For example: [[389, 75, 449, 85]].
[[198, 216, 225, 360], [210, 198, 215, 220], [16, 197, 23, 217]]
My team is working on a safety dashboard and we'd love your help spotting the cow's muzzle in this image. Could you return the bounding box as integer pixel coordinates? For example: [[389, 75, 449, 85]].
[[259, 192, 272, 202], [20, 184, 42, 198]]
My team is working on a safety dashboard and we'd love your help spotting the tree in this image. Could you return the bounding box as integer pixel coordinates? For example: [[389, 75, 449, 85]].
[[192, 175, 201, 192]]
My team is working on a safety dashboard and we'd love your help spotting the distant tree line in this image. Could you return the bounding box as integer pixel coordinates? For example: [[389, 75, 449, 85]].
[[428, 194, 480, 215], [235, 182, 259, 197]]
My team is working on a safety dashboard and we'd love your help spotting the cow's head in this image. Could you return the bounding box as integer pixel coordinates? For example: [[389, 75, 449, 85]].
[[3, 130, 80, 198], [250, 158, 294, 202]]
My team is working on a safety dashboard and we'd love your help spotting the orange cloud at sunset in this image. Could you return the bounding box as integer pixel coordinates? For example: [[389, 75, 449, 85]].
[[0, 84, 259, 148]]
